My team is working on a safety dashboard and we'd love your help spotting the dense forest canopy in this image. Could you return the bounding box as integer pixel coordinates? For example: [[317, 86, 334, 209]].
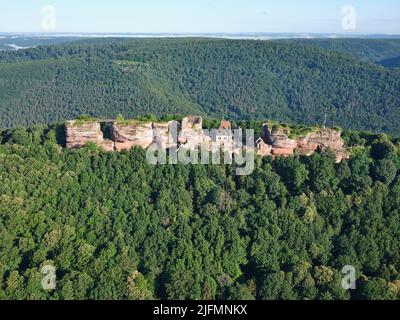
[[0, 121, 399, 300], [288, 38, 400, 64], [0, 38, 399, 135], [379, 55, 400, 68]]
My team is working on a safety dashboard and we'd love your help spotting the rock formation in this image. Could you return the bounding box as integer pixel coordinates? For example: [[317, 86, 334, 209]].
[[296, 128, 345, 155], [66, 117, 207, 152], [219, 120, 232, 131], [262, 125, 297, 148], [65, 120, 106, 149], [65, 117, 349, 163], [256, 138, 273, 156], [111, 121, 154, 151], [94, 140, 114, 152], [258, 124, 349, 163]]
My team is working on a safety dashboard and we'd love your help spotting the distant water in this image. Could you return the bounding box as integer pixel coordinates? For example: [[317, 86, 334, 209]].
[[1, 32, 400, 50]]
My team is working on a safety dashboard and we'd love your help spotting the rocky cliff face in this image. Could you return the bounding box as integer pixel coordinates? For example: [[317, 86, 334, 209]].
[[261, 125, 297, 156], [111, 121, 180, 151], [259, 124, 349, 162], [66, 117, 206, 152], [65, 118, 349, 163], [256, 138, 273, 156], [296, 128, 345, 155], [110, 122, 154, 151], [65, 121, 106, 149], [97, 140, 115, 152]]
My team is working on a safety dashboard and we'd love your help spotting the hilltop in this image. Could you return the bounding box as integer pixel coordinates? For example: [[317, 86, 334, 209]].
[[62, 115, 350, 163]]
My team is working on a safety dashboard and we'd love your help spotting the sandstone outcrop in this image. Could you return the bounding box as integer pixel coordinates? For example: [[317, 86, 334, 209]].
[[256, 138, 273, 156], [296, 128, 345, 155], [65, 117, 349, 163], [97, 140, 116, 152], [111, 121, 180, 150], [111, 121, 154, 151], [65, 121, 105, 149], [262, 125, 297, 149], [66, 117, 207, 152], [258, 124, 349, 163]]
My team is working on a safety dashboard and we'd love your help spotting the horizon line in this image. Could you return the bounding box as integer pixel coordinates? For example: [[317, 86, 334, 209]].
[[1, 31, 400, 35], [1, 32, 400, 40]]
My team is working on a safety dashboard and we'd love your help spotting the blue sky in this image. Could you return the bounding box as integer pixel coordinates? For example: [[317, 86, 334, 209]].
[[0, 0, 399, 34]]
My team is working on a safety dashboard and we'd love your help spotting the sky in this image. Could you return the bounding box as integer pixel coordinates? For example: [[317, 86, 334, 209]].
[[0, 0, 399, 34]]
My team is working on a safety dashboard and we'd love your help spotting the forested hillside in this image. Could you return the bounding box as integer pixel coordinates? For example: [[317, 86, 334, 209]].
[[379, 55, 400, 68], [0, 38, 400, 134], [0, 121, 399, 300], [291, 39, 400, 64]]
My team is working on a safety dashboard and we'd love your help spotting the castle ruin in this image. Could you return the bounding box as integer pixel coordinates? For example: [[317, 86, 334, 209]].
[[65, 117, 349, 163]]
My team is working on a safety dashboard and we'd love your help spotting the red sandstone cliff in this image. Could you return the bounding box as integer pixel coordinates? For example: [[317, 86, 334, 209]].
[[258, 124, 349, 162], [65, 121, 115, 152], [110, 121, 154, 151]]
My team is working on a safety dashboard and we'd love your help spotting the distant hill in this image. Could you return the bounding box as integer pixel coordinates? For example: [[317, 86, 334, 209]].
[[0, 38, 399, 134], [378, 55, 400, 68], [289, 38, 400, 64], [0, 35, 83, 51]]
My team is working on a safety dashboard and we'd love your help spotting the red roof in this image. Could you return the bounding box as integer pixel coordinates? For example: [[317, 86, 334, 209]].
[[219, 120, 231, 130]]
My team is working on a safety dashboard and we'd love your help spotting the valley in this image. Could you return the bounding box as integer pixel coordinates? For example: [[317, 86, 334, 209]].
[[0, 38, 399, 135]]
